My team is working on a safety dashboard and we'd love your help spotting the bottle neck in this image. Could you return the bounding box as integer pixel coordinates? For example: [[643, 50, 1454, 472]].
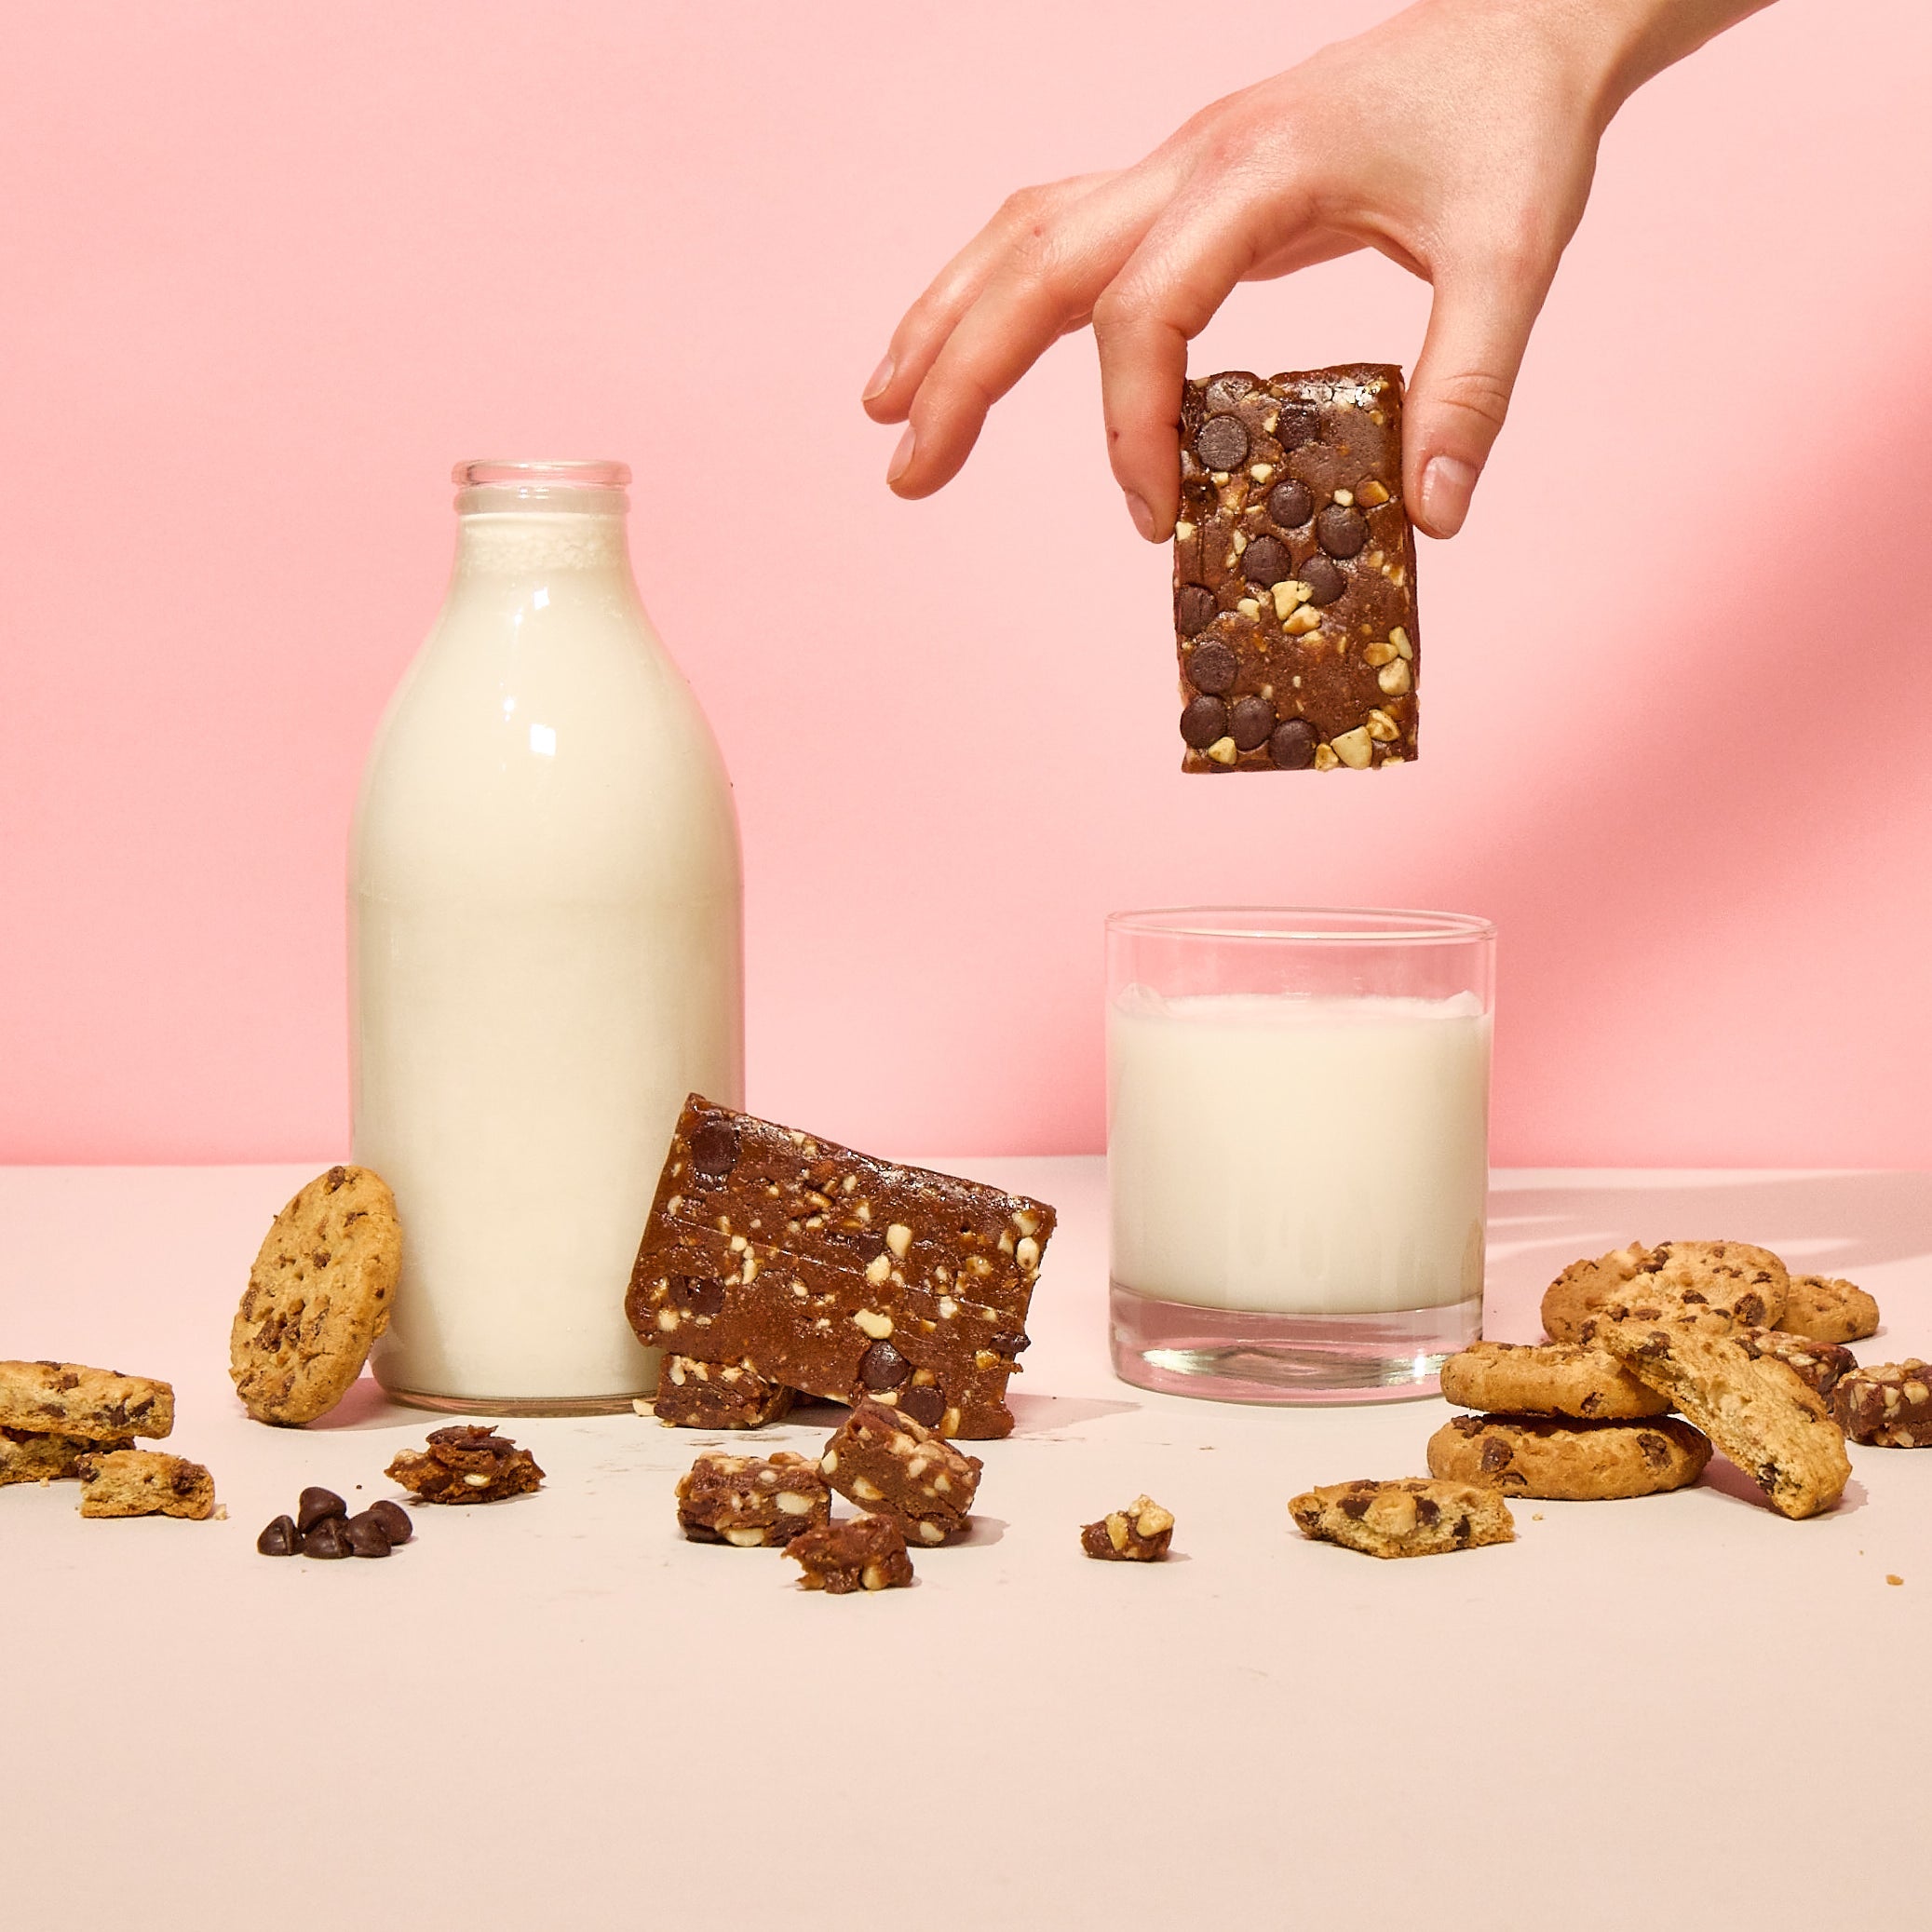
[[452, 507, 634, 582]]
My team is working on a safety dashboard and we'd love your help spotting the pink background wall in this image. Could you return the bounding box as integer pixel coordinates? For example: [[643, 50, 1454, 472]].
[[4, 1, 1930, 1168]]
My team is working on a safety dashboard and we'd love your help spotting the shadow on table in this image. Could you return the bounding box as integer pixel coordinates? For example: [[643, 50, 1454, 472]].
[[302, 1374, 440, 1432], [1007, 1392, 1140, 1438]]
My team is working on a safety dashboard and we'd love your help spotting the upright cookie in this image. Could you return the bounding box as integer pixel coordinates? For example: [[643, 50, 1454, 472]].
[[1540, 1245, 1655, 1344], [1777, 1275, 1880, 1346], [1597, 1320, 1849, 1520], [1439, 1340, 1670, 1420], [0, 1361, 173, 1441], [1832, 1360, 1932, 1447], [75, 1449, 215, 1520], [230, 1165, 401, 1425], [1425, 1413, 1711, 1500], [1289, 1478, 1513, 1559]]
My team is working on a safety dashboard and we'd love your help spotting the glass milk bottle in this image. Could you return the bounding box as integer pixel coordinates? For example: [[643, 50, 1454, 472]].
[[351, 459, 742, 1413]]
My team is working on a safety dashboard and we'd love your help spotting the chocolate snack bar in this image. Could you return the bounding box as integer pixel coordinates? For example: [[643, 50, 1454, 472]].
[[1833, 1359, 1932, 1447], [819, 1398, 982, 1546], [652, 1356, 794, 1429], [1174, 365, 1417, 771], [785, 1514, 914, 1594], [675, 1451, 831, 1547], [626, 1098, 1053, 1439]]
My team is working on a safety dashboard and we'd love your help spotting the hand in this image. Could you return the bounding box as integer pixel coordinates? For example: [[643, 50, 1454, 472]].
[[863, 0, 1772, 540]]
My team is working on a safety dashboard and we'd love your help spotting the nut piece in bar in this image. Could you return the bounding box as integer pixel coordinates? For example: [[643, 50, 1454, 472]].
[[2, 1426, 133, 1486], [784, 1514, 914, 1594], [1832, 1359, 1932, 1447], [385, 1425, 544, 1504], [1596, 1320, 1850, 1519], [651, 1355, 794, 1430], [75, 1449, 215, 1520], [1290, 1478, 1513, 1559], [819, 1398, 982, 1547], [627, 1097, 1054, 1439], [1080, 1495, 1174, 1561], [1174, 365, 1417, 774], [675, 1449, 831, 1547], [0, 1360, 174, 1441]]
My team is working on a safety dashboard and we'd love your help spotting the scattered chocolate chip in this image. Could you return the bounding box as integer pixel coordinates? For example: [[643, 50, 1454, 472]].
[[689, 1118, 738, 1179], [302, 1515, 354, 1560], [670, 1276, 726, 1317], [858, 1341, 912, 1391], [1229, 696, 1275, 751], [345, 1511, 394, 1558], [1316, 504, 1369, 558], [1266, 480, 1313, 528], [1241, 534, 1292, 588], [1175, 584, 1217, 635], [368, 1499, 412, 1546], [1187, 641, 1237, 696], [1296, 554, 1344, 605], [296, 1486, 346, 1533], [256, 1514, 300, 1557], [1274, 404, 1319, 449], [1194, 413, 1250, 473], [900, 1385, 946, 1428], [1268, 720, 1317, 770], [1180, 696, 1228, 750]]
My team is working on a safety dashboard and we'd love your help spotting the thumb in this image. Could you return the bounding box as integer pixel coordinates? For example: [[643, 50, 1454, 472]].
[[1404, 255, 1552, 538]]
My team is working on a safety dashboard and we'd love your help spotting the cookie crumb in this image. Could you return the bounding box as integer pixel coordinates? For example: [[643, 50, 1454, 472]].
[[1887, 1574, 1904, 1587], [1532, 1512, 1544, 1520], [212, 1503, 228, 1520]]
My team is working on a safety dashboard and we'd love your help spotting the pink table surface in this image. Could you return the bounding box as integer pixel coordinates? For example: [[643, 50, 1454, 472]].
[[5, 1161, 1930, 1930]]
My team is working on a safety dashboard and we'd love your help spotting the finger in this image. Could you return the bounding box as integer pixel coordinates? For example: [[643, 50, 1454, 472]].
[[862, 173, 1117, 426], [1404, 250, 1554, 538], [1093, 176, 1317, 539], [888, 166, 1182, 497]]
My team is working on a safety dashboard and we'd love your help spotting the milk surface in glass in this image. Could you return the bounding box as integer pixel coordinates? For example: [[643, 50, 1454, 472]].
[[351, 462, 742, 1410], [1108, 989, 1489, 1315]]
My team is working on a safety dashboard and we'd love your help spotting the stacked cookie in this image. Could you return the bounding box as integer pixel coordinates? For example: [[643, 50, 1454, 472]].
[[0, 1360, 214, 1519]]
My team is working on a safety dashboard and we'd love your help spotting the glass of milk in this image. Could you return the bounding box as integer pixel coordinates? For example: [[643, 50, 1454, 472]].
[[1107, 908, 1493, 1402]]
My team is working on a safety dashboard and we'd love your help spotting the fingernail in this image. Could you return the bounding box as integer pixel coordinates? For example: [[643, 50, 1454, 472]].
[[886, 424, 916, 485], [862, 354, 894, 403], [1420, 454, 1479, 536], [1124, 493, 1157, 542]]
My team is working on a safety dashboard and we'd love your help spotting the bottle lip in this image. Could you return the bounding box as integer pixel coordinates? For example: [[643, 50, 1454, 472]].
[[453, 458, 631, 490]]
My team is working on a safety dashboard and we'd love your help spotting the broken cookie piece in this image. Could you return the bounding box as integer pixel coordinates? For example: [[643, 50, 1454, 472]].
[[819, 1398, 981, 1547], [675, 1450, 831, 1547], [784, 1513, 914, 1594], [0, 1360, 174, 1441], [75, 1449, 214, 1520], [1080, 1495, 1174, 1561], [385, 1425, 544, 1504], [1290, 1478, 1513, 1559]]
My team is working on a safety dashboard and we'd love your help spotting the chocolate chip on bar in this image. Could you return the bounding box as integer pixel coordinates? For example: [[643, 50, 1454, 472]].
[[385, 1425, 544, 1504], [651, 1355, 794, 1430], [1174, 366, 1417, 773], [1833, 1359, 1932, 1447], [626, 1097, 1053, 1439], [0, 1360, 174, 1441], [784, 1513, 914, 1594], [675, 1449, 831, 1547], [819, 1398, 982, 1547], [1080, 1495, 1174, 1561]]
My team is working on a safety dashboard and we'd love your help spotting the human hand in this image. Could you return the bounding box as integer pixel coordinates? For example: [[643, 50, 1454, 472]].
[[863, 0, 1771, 540]]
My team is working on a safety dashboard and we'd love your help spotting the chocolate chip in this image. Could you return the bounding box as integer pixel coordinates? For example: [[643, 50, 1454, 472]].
[[1414, 1495, 1440, 1526], [302, 1515, 354, 1560], [1187, 641, 1237, 696], [1737, 1294, 1767, 1327], [1638, 1433, 1672, 1470], [1229, 696, 1275, 751], [1297, 555, 1344, 605], [1180, 696, 1228, 750], [1479, 1438, 1514, 1472], [1451, 1415, 1485, 1437], [1175, 584, 1217, 635], [1339, 1493, 1371, 1520], [1266, 480, 1313, 528], [1241, 534, 1292, 588], [1275, 405, 1318, 449], [1194, 413, 1250, 473], [689, 1118, 738, 1179], [326, 1166, 347, 1191], [858, 1341, 912, 1391], [1268, 720, 1317, 770], [670, 1276, 726, 1317], [256, 1514, 300, 1557], [296, 1486, 346, 1533], [988, 1331, 1031, 1358], [368, 1499, 412, 1546], [1316, 504, 1369, 558], [1452, 1515, 1473, 1547], [900, 1385, 946, 1428], [345, 1510, 394, 1558]]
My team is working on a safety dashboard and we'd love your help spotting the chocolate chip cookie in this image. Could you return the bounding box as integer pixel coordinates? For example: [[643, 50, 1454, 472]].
[[1777, 1274, 1881, 1346], [1425, 1412, 1711, 1500], [0, 1361, 173, 1440], [1539, 1244, 1655, 1344], [1, 1426, 129, 1485], [230, 1164, 400, 1425], [1439, 1340, 1671, 1420], [75, 1449, 215, 1520], [1289, 1478, 1514, 1559], [1597, 1319, 1850, 1520]]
